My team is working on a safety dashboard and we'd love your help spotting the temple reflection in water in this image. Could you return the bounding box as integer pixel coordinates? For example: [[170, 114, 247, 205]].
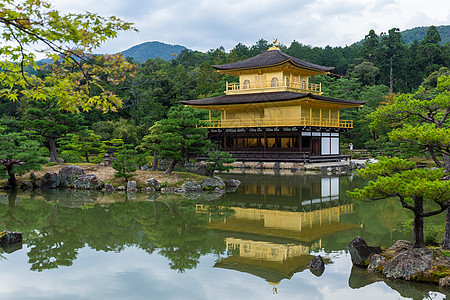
[[198, 174, 360, 290]]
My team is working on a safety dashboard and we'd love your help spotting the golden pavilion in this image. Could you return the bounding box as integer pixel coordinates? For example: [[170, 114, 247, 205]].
[[181, 43, 365, 162]]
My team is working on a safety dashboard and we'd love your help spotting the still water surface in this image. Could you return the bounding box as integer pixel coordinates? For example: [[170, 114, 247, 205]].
[[0, 173, 447, 299]]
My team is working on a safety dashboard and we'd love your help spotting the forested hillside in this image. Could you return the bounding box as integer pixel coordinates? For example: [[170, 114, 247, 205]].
[[1, 25, 450, 170], [121, 41, 187, 62], [401, 25, 450, 45]]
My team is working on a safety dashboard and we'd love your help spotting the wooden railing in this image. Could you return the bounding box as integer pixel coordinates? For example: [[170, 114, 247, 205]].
[[202, 118, 353, 129], [226, 80, 321, 94]]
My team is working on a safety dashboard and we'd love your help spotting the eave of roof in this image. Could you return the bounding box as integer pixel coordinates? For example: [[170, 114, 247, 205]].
[[181, 91, 366, 107], [213, 50, 334, 72]]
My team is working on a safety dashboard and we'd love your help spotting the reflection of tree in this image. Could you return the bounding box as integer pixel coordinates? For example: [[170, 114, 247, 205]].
[[139, 199, 226, 273], [0, 191, 228, 273]]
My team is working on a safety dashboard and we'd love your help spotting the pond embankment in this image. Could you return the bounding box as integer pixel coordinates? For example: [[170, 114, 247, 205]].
[[2, 164, 240, 195], [349, 236, 450, 288]]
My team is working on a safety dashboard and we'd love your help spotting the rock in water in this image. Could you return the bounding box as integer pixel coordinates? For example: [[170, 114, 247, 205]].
[[59, 165, 85, 187], [224, 179, 241, 188], [382, 248, 433, 280], [308, 255, 325, 277], [0, 230, 22, 244], [201, 178, 225, 190], [74, 174, 99, 189], [181, 181, 202, 192], [40, 172, 60, 189], [349, 236, 382, 266]]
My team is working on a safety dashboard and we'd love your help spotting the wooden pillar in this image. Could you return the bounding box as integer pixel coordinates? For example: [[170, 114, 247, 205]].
[[329, 109, 331, 127], [319, 108, 322, 126], [224, 132, 227, 151], [299, 131, 302, 152], [264, 131, 267, 154], [309, 107, 312, 126]]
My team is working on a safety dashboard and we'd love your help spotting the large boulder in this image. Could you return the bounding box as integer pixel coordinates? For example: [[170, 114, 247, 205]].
[[74, 174, 100, 190], [201, 177, 225, 190], [349, 236, 382, 266], [181, 181, 202, 192], [40, 172, 60, 189], [382, 248, 433, 280], [59, 165, 85, 187]]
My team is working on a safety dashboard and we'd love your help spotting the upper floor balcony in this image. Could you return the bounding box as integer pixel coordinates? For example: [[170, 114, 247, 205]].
[[201, 117, 353, 129], [225, 79, 322, 95]]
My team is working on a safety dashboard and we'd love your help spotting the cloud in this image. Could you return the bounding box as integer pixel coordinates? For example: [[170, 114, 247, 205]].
[[46, 0, 449, 54]]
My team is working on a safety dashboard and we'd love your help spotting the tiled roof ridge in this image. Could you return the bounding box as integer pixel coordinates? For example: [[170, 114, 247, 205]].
[[181, 91, 366, 106], [212, 50, 334, 72]]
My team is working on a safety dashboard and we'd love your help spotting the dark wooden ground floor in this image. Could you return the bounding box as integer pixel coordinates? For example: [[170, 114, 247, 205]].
[[208, 126, 348, 162]]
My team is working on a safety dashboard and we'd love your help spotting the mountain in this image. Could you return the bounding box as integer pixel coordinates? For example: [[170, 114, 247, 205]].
[[120, 41, 187, 62], [401, 25, 450, 45]]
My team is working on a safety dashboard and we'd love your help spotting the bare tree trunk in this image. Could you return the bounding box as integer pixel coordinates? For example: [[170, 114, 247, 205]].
[[443, 154, 450, 173], [413, 195, 424, 248], [428, 148, 444, 168], [443, 208, 450, 250], [151, 147, 159, 171], [48, 137, 58, 163], [6, 162, 17, 189], [165, 160, 177, 175]]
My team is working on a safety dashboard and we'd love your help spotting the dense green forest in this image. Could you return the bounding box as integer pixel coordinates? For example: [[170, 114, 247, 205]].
[[1, 25, 450, 175]]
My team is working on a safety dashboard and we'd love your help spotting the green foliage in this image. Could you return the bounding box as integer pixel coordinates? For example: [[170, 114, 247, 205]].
[[0, 0, 136, 112], [59, 130, 102, 163], [349, 157, 450, 247], [92, 119, 143, 146], [23, 97, 84, 162], [157, 106, 210, 174], [112, 149, 141, 183], [0, 127, 47, 187], [100, 139, 125, 157], [205, 151, 235, 176]]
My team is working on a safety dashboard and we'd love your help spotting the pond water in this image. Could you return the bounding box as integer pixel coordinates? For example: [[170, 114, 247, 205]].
[[0, 172, 447, 300]]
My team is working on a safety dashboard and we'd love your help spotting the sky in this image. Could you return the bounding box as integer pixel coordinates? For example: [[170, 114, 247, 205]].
[[49, 0, 450, 54]]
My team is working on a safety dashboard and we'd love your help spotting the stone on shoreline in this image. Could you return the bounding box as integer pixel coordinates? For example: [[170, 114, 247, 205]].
[[181, 181, 202, 192], [349, 236, 382, 266], [201, 177, 225, 190], [59, 165, 85, 187], [352, 237, 450, 285], [127, 181, 137, 192], [382, 248, 433, 280], [224, 179, 241, 188], [161, 187, 184, 193], [40, 172, 60, 189], [73, 174, 100, 190], [147, 178, 161, 190]]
